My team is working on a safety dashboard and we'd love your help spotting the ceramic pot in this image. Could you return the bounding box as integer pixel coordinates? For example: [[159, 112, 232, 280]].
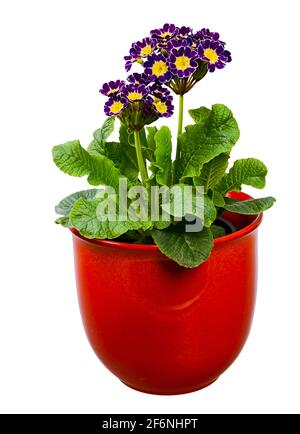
[[71, 192, 262, 395]]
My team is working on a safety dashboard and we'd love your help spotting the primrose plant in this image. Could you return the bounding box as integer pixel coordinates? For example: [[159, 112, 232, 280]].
[[53, 24, 275, 268]]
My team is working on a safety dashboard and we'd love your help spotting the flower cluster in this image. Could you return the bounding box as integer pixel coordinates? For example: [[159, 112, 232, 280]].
[[124, 24, 231, 94], [100, 73, 174, 130], [99, 24, 231, 128]]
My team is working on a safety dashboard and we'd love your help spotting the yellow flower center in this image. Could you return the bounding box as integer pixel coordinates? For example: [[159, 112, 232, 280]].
[[110, 101, 124, 114], [107, 88, 118, 95], [204, 48, 219, 63], [161, 31, 171, 39], [152, 60, 168, 77], [127, 92, 143, 101], [175, 55, 191, 71], [154, 100, 167, 114], [141, 45, 153, 56]]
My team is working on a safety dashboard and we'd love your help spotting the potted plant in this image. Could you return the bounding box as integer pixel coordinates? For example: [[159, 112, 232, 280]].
[[52, 23, 275, 395]]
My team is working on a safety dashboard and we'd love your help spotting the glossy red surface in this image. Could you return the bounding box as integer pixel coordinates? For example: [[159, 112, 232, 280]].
[[71, 192, 262, 394]]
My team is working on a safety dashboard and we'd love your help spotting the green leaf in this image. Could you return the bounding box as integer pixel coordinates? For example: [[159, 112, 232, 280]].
[[55, 189, 100, 216], [98, 141, 139, 182], [153, 220, 172, 230], [55, 189, 101, 227], [88, 117, 115, 154], [212, 190, 225, 207], [211, 225, 226, 238], [146, 126, 158, 151], [70, 197, 152, 239], [223, 196, 276, 214], [216, 158, 268, 194], [119, 124, 155, 162], [153, 126, 172, 185], [139, 128, 148, 148], [197, 195, 217, 227], [119, 124, 147, 147], [188, 106, 211, 125], [87, 155, 128, 190], [161, 185, 217, 227], [87, 120, 138, 182], [151, 227, 213, 268], [55, 216, 71, 228], [119, 123, 132, 146], [52, 140, 128, 190], [194, 153, 229, 192], [177, 104, 240, 180], [52, 140, 93, 177]]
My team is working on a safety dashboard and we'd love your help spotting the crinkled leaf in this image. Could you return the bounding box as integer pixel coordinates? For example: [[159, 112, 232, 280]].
[[55, 216, 71, 228], [161, 185, 216, 227], [98, 141, 138, 182], [87, 155, 128, 189], [55, 188, 100, 216], [119, 124, 147, 147], [151, 227, 213, 268], [216, 158, 268, 194], [119, 124, 154, 162], [119, 123, 132, 146], [153, 220, 172, 229], [70, 197, 153, 239], [177, 104, 240, 180], [139, 128, 148, 148], [88, 117, 115, 154], [211, 225, 226, 238], [52, 140, 128, 190], [52, 140, 93, 177], [153, 126, 172, 185], [194, 153, 229, 192], [223, 196, 276, 214], [146, 126, 158, 152], [188, 106, 211, 125], [88, 121, 138, 182], [212, 190, 225, 207], [54, 188, 101, 227]]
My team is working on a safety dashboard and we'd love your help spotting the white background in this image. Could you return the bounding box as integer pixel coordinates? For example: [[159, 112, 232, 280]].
[[0, 0, 299, 414]]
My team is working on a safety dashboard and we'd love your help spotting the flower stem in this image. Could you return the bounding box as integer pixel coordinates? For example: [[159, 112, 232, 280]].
[[176, 94, 184, 161], [134, 130, 148, 185]]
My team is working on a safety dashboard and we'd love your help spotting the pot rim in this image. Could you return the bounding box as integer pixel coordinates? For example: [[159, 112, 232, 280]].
[[70, 191, 263, 251]]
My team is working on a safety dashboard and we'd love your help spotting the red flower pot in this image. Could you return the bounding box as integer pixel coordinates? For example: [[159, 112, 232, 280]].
[[71, 192, 263, 395]]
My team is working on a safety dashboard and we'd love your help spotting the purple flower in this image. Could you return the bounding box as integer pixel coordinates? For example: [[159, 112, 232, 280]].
[[152, 96, 174, 118], [197, 28, 221, 42], [149, 83, 174, 118], [169, 46, 198, 78], [166, 38, 188, 52], [144, 53, 171, 83], [124, 48, 143, 72], [127, 72, 150, 85], [104, 96, 127, 116], [99, 80, 125, 97], [132, 37, 156, 58], [150, 23, 178, 45], [149, 83, 171, 100], [122, 83, 149, 102], [187, 34, 200, 49], [178, 26, 192, 38], [198, 39, 231, 72], [187, 28, 226, 52]]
